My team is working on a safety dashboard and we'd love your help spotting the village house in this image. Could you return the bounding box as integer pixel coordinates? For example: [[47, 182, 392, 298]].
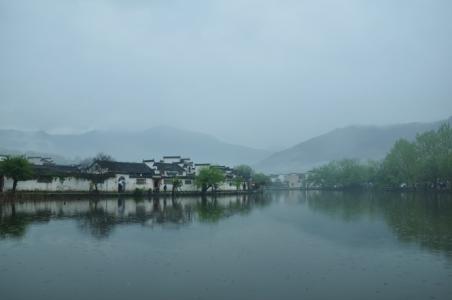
[[144, 156, 197, 192], [269, 173, 306, 189], [86, 160, 154, 192], [211, 165, 242, 190], [1, 154, 247, 193], [2, 163, 88, 192]]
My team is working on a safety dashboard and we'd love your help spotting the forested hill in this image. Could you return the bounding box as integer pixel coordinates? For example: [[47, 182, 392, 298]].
[[0, 126, 270, 166], [255, 116, 452, 174]]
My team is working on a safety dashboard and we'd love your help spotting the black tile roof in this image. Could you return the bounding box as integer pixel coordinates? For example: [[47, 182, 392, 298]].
[[154, 162, 185, 173], [32, 164, 81, 176], [94, 161, 153, 175]]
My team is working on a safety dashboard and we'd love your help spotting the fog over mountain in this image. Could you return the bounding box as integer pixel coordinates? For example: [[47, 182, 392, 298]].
[[255, 116, 452, 174], [1, 0, 451, 150], [0, 126, 270, 166]]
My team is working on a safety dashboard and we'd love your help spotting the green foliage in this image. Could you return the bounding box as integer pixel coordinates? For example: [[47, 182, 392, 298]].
[[0, 156, 33, 192], [252, 173, 271, 189], [233, 177, 243, 190], [381, 123, 452, 188], [308, 123, 452, 189], [308, 159, 376, 189], [233, 166, 270, 190], [234, 165, 254, 180], [381, 139, 418, 186], [195, 167, 225, 193]]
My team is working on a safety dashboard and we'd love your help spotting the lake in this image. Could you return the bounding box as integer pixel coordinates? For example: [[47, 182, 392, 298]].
[[1, 191, 452, 300]]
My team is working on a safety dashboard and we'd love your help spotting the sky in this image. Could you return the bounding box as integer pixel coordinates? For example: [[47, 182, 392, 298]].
[[1, 0, 451, 150]]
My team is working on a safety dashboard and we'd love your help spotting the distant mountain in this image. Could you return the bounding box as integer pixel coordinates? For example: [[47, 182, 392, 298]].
[[255, 116, 452, 174], [0, 126, 270, 166]]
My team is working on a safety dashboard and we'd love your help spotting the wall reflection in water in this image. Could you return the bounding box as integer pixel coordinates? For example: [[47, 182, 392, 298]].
[[1, 191, 452, 258], [0, 194, 272, 239]]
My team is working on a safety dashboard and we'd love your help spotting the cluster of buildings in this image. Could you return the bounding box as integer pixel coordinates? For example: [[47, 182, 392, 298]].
[[269, 173, 307, 189], [0, 155, 241, 193]]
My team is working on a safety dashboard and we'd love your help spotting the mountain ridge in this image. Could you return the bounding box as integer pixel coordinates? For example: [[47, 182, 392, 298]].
[[0, 126, 270, 166], [255, 116, 452, 174]]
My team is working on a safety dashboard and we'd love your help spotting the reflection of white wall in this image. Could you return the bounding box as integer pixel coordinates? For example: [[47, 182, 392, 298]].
[[0, 196, 249, 218]]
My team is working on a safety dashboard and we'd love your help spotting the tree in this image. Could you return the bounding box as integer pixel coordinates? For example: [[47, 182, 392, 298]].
[[195, 167, 225, 194], [233, 177, 243, 190], [172, 178, 182, 194], [252, 173, 270, 190], [79, 152, 115, 169], [86, 153, 115, 192], [234, 165, 254, 190], [0, 156, 33, 192], [94, 152, 115, 162]]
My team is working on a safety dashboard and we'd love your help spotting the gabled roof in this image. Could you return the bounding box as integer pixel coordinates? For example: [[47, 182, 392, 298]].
[[94, 161, 153, 175], [154, 162, 185, 173]]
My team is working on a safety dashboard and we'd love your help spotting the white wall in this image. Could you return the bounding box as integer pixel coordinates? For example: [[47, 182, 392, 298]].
[[96, 174, 154, 192], [3, 174, 155, 192], [3, 175, 242, 193], [4, 177, 91, 192]]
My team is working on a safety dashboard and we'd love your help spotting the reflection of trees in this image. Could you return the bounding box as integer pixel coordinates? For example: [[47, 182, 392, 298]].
[[306, 191, 452, 257], [0, 194, 272, 240], [196, 197, 226, 223], [0, 203, 51, 239], [76, 200, 117, 239], [307, 191, 380, 222], [195, 194, 271, 223], [380, 193, 452, 255]]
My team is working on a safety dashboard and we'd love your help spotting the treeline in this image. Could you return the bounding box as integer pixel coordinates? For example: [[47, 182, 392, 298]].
[[308, 123, 452, 190]]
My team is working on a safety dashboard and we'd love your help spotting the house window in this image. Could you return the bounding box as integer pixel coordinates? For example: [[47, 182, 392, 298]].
[[185, 180, 192, 185], [136, 178, 146, 185]]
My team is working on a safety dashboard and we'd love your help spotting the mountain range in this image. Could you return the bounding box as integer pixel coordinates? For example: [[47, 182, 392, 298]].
[[0, 126, 271, 166], [254, 116, 452, 173], [1, 116, 451, 173]]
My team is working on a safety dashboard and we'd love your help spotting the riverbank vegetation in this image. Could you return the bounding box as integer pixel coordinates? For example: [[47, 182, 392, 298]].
[[195, 165, 270, 194], [308, 124, 452, 190]]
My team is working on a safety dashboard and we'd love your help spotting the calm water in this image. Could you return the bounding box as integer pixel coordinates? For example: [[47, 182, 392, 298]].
[[1, 191, 452, 300]]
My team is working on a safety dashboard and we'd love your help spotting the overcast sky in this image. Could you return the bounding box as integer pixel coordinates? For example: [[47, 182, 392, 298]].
[[1, 0, 451, 150]]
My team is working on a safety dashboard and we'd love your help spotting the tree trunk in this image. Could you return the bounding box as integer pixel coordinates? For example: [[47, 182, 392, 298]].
[[0, 175, 4, 193], [12, 179, 18, 193]]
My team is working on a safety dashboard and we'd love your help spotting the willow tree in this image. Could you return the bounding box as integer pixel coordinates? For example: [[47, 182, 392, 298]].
[[195, 167, 225, 194]]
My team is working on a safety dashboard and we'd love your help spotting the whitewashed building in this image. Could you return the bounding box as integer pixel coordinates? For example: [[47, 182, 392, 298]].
[[1, 155, 248, 193], [2, 164, 89, 192], [86, 160, 154, 192]]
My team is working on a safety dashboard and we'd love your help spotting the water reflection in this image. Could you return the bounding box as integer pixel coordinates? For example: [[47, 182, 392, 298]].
[[0, 194, 272, 239], [305, 191, 452, 257], [1, 192, 452, 258]]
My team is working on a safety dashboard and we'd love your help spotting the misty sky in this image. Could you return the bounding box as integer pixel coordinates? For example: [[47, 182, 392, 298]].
[[1, 0, 451, 150]]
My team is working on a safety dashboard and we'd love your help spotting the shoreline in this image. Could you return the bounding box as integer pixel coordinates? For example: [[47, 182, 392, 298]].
[[0, 189, 261, 202], [2, 187, 451, 203]]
